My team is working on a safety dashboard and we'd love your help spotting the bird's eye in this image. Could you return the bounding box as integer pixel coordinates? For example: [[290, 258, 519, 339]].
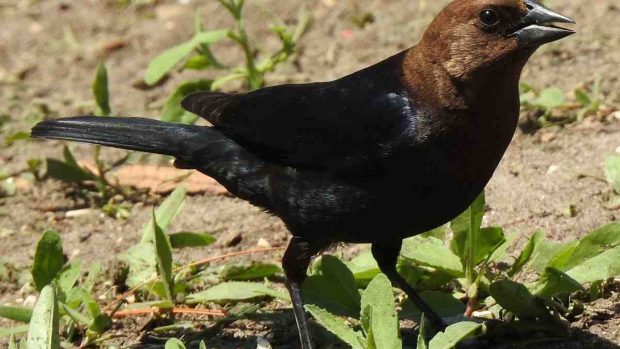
[[479, 9, 500, 27]]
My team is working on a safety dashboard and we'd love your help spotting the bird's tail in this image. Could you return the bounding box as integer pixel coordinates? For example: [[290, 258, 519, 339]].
[[31, 116, 210, 158], [31, 116, 271, 207]]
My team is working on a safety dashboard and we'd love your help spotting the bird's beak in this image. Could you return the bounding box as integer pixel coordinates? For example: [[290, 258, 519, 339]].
[[511, 0, 575, 47]]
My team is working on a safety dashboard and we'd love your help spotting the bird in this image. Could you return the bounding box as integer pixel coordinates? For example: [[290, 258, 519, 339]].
[[31, 0, 574, 347]]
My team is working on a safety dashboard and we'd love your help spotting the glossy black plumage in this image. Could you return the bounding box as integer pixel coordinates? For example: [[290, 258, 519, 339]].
[[31, 0, 575, 347]]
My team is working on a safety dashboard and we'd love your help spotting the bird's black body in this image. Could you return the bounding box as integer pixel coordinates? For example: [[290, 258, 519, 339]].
[[31, 0, 575, 347]]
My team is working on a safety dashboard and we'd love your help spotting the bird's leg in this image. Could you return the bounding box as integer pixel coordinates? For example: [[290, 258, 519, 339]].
[[282, 236, 327, 349], [371, 241, 448, 331]]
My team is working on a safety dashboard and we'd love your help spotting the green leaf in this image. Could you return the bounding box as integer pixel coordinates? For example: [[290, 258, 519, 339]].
[[165, 338, 186, 349], [303, 255, 361, 317], [346, 252, 380, 287], [545, 241, 578, 271], [420, 224, 448, 241], [397, 262, 456, 291], [199, 341, 206, 349], [184, 55, 211, 70], [5, 131, 30, 146], [84, 262, 102, 293], [0, 306, 33, 323], [46, 147, 95, 183], [476, 227, 506, 264], [57, 260, 81, 300], [93, 62, 111, 116], [417, 315, 429, 349], [536, 87, 565, 112], [0, 325, 29, 338], [27, 285, 60, 349], [161, 80, 213, 124], [141, 186, 186, 243], [565, 246, 620, 284], [529, 240, 563, 273], [560, 222, 620, 272], [220, 262, 280, 281], [304, 305, 365, 349], [122, 242, 156, 288], [186, 282, 288, 303], [401, 237, 463, 276], [360, 274, 401, 349], [508, 231, 544, 277], [450, 193, 485, 265], [489, 280, 549, 319], [169, 232, 216, 249], [533, 267, 583, 299], [574, 88, 591, 107], [145, 30, 228, 85], [604, 156, 620, 192], [78, 288, 110, 337], [401, 291, 466, 321], [31, 230, 64, 292], [152, 212, 174, 302], [428, 322, 482, 349]]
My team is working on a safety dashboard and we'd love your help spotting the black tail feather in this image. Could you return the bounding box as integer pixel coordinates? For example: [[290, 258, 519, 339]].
[[31, 116, 212, 159]]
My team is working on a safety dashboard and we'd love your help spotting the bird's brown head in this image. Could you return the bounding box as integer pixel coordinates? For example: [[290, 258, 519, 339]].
[[417, 0, 575, 80]]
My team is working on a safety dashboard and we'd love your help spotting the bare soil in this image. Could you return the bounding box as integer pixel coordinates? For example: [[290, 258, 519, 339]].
[[1, 0, 619, 348]]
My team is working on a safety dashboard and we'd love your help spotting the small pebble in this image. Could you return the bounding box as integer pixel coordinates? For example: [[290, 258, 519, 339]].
[[257, 238, 271, 248]]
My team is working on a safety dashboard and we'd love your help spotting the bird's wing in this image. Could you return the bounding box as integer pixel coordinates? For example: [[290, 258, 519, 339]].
[[181, 54, 416, 172]]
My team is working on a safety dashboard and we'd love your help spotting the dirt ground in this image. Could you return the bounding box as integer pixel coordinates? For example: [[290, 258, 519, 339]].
[[1, 0, 619, 348]]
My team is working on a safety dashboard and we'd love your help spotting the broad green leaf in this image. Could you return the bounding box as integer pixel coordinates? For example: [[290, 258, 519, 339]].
[[420, 224, 448, 241], [566, 246, 620, 284], [536, 87, 565, 112], [46, 157, 94, 183], [161, 80, 213, 124], [417, 315, 429, 349], [27, 285, 60, 349], [0, 325, 29, 338], [84, 262, 102, 293], [153, 212, 174, 302], [401, 237, 463, 276], [489, 280, 548, 319], [533, 268, 583, 299], [169, 232, 216, 249], [428, 322, 482, 349], [508, 231, 544, 277], [141, 186, 186, 243], [397, 262, 456, 291], [0, 306, 32, 323], [122, 242, 156, 288], [31, 230, 64, 291], [57, 260, 81, 300], [450, 193, 485, 266], [165, 338, 186, 349], [220, 262, 280, 281], [476, 227, 506, 265], [560, 222, 620, 271], [304, 305, 365, 349], [186, 282, 288, 303], [529, 240, 563, 273], [93, 62, 111, 116], [145, 30, 228, 85], [199, 341, 206, 349], [545, 241, 578, 271], [360, 274, 401, 349], [346, 252, 380, 287], [401, 291, 466, 321], [604, 156, 620, 192], [303, 255, 361, 317]]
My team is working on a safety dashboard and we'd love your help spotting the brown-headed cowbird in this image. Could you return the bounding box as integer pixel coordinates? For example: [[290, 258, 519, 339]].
[[32, 0, 574, 347]]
